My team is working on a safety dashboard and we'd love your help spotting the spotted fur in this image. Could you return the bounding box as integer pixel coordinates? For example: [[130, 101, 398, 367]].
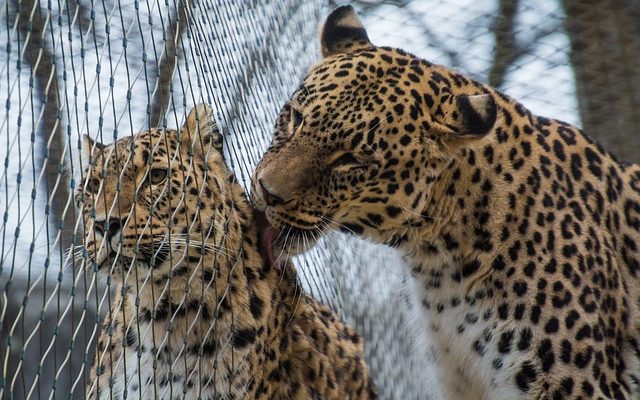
[[252, 6, 640, 400], [78, 104, 377, 399]]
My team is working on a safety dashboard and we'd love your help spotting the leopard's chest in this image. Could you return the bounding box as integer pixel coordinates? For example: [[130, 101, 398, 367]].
[[98, 323, 253, 400], [406, 258, 526, 400]]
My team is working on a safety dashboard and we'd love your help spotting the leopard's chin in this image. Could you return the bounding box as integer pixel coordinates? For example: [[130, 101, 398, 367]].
[[255, 210, 322, 267], [94, 253, 134, 279], [89, 250, 124, 270], [271, 223, 322, 259], [93, 245, 170, 275]]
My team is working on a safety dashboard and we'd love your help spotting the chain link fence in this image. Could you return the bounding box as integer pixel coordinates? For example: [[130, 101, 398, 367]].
[[0, 0, 638, 398]]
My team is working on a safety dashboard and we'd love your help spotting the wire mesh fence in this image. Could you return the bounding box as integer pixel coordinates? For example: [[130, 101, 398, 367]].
[[0, 0, 639, 399]]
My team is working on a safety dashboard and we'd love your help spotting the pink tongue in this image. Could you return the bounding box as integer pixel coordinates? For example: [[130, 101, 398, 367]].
[[262, 225, 283, 270]]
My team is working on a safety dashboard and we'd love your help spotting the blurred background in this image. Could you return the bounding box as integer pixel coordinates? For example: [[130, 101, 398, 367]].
[[0, 0, 638, 399]]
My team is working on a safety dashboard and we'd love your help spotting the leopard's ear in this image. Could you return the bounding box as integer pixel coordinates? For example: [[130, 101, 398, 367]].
[[81, 134, 105, 168], [432, 94, 498, 143], [320, 6, 372, 58], [181, 103, 223, 156]]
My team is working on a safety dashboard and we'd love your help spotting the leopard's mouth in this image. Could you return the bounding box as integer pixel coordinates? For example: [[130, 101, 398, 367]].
[[91, 241, 170, 272], [90, 251, 136, 277], [255, 211, 322, 268], [256, 211, 285, 270], [94, 250, 121, 269]]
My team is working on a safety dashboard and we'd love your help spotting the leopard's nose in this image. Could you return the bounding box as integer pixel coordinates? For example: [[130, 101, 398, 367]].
[[258, 177, 289, 207], [252, 151, 312, 208], [93, 217, 123, 241]]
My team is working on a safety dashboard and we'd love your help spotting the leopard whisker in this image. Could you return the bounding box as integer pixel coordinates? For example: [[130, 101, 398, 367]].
[[319, 215, 360, 236], [274, 226, 295, 286], [169, 239, 237, 260], [283, 262, 303, 331], [273, 225, 293, 268]]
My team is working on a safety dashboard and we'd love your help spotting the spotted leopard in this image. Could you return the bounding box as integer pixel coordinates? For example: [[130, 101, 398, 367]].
[[78, 104, 377, 399], [252, 6, 640, 400]]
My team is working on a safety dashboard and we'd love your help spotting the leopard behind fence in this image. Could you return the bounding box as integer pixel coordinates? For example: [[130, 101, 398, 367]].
[[77, 104, 377, 400]]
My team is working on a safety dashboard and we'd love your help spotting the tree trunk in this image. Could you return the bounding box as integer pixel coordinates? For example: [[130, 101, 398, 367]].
[[488, 0, 519, 88], [563, 0, 640, 163]]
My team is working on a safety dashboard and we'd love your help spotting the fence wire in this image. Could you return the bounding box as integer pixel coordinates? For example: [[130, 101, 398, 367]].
[[0, 0, 638, 399]]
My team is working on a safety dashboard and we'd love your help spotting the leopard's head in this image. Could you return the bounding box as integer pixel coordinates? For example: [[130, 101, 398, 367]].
[[75, 104, 245, 282], [252, 6, 498, 258]]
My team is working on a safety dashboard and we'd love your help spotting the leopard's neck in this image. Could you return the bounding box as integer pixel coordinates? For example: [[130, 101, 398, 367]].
[[399, 109, 640, 301], [394, 99, 538, 301]]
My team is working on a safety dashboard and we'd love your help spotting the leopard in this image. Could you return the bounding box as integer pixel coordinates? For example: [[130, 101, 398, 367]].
[[77, 104, 377, 399], [250, 5, 640, 400]]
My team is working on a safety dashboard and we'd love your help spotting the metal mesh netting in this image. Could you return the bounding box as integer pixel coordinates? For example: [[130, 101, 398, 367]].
[[0, 0, 638, 399]]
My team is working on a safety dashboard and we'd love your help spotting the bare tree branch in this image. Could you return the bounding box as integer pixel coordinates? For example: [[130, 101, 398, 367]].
[[16, 0, 73, 249], [149, 2, 188, 127], [488, 0, 519, 87], [488, 0, 562, 87]]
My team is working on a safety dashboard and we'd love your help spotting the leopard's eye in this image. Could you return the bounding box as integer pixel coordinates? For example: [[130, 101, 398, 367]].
[[85, 177, 101, 194], [330, 153, 358, 167], [329, 152, 367, 172], [148, 168, 168, 185], [290, 107, 303, 131]]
